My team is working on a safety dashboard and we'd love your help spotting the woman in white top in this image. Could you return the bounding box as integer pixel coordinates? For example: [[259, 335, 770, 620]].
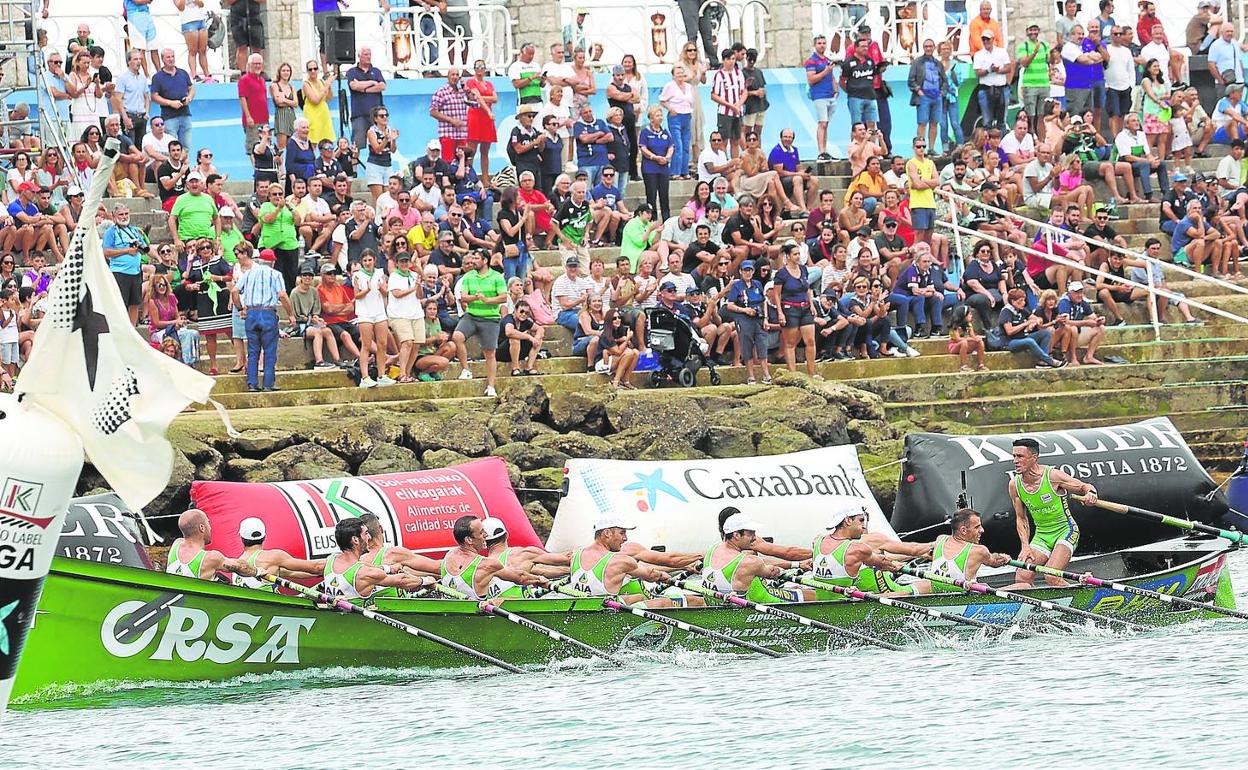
[[64, 50, 104, 138], [5, 151, 34, 204], [353, 249, 395, 388], [621, 53, 648, 175], [175, 0, 213, 83], [386, 252, 425, 383], [677, 43, 708, 175], [537, 85, 575, 165]]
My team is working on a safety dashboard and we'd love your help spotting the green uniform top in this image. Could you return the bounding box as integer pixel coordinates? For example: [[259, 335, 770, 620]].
[[809, 534, 913, 596], [170, 192, 218, 241], [323, 557, 366, 599], [929, 534, 972, 593], [258, 201, 298, 249], [441, 554, 484, 598], [700, 545, 745, 592], [1015, 40, 1050, 89], [166, 537, 205, 579], [1015, 467, 1080, 555], [459, 268, 508, 319], [570, 548, 647, 597]]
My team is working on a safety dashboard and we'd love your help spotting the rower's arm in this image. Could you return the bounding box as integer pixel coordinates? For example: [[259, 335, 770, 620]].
[[750, 538, 813, 562], [622, 542, 700, 569], [847, 542, 902, 573], [1010, 482, 1032, 555], [529, 549, 573, 567], [614, 553, 669, 583], [213, 551, 256, 577], [875, 537, 934, 559], [273, 552, 326, 579], [532, 563, 571, 579], [1048, 467, 1098, 503], [965, 544, 1010, 582], [395, 551, 443, 576]]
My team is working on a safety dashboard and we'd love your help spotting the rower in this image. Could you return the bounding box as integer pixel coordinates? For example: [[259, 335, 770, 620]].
[[1007, 437, 1097, 588], [233, 517, 325, 591], [811, 508, 935, 597], [567, 514, 705, 608], [323, 518, 426, 599], [441, 515, 550, 601], [928, 508, 1011, 592], [166, 509, 257, 582], [702, 512, 817, 603], [716, 506, 812, 565], [482, 517, 571, 582], [360, 513, 442, 577]]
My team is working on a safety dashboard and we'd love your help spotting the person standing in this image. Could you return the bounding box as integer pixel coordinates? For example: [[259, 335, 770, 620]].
[[464, 59, 499, 181], [231, 248, 295, 392], [115, 49, 151, 148], [429, 67, 470, 160], [301, 59, 335, 144], [452, 249, 508, 397], [224, 0, 266, 74], [710, 50, 746, 158], [906, 137, 938, 247], [102, 201, 146, 325], [346, 47, 386, 149], [1015, 24, 1049, 134], [124, 0, 160, 75], [151, 47, 194, 149], [660, 64, 695, 180], [972, 29, 1011, 130], [677, 0, 717, 67], [639, 106, 674, 221], [237, 53, 269, 162], [846, 27, 891, 151], [257, 184, 301, 291], [908, 40, 945, 157], [1006, 437, 1097, 588], [804, 35, 838, 162], [509, 42, 544, 106], [169, 171, 219, 258]]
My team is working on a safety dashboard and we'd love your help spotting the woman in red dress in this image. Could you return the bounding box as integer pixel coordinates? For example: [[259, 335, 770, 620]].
[[464, 59, 499, 182]]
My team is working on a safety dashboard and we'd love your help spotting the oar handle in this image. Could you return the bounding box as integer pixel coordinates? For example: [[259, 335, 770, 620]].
[[1072, 495, 1248, 545]]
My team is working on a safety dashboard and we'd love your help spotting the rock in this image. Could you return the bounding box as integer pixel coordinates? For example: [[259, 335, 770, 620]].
[[754, 421, 819, 455], [522, 466, 566, 491], [495, 379, 549, 419], [312, 417, 404, 466], [268, 442, 351, 481], [848, 419, 898, 453], [422, 448, 473, 469], [771, 371, 886, 421], [744, 386, 828, 411], [232, 428, 296, 457], [82, 487, 111, 498], [358, 442, 420, 476], [692, 395, 744, 414], [605, 394, 704, 436], [149, 451, 195, 516], [406, 412, 496, 457], [785, 406, 850, 446], [704, 426, 758, 458], [523, 500, 554, 540], [548, 390, 611, 433], [608, 427, 707, 460], [193, 446, 224, 481], [487, 410, 554, 445], [493, 441, 570, 472], [503, 461, 523, 490], [224, 457, 285, 484], [531, 431, 618, 459], [178, 436, 222, 464]]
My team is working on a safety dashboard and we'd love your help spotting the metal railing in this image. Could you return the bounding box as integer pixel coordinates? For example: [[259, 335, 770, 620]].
[[299, 3, 516, 76], [556, 0, 770, 70], [936, 187, 1248, 341], [810, 0, 1006, 62]]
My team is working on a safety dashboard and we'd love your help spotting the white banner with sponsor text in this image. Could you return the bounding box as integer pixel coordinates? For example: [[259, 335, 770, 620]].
[[546, 446, 896, 553]]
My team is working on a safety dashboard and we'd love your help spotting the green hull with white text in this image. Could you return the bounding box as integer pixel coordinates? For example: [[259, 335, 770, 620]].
[[11, 537, 1236, 705]]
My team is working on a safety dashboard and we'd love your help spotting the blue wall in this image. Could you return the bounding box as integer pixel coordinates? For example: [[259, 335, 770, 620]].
[[20, 67, 926, 178]]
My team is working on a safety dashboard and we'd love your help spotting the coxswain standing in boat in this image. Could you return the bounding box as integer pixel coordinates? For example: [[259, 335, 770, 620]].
[[1007, 437, 1097, 588], [233, 517, 325, 590], [481, 517, 572, 581], [167, 509, 258, 582], [324, 518, 428, 599], [566, 514, 706, 607], [360, 513, 443, 577], [927, 508, 1011, 592], [811, 508, 936, 596], [441, 515, 551, 601], [702, 512, 818, 603]]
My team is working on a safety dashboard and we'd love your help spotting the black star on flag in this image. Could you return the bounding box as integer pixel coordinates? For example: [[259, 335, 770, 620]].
[[72, 286, 109, 391]]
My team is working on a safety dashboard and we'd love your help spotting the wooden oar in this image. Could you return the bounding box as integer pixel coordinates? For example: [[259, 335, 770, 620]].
[[1074, 495, 1248, 545], [431, 583, 624, 664], [798, 575, 1027, 637], [1008, 559, 1248, 621], [897, 566, 1147, 632], [555, 581, 784, 657], [261, 574, 524, 674], [680, 579, 903, 651]]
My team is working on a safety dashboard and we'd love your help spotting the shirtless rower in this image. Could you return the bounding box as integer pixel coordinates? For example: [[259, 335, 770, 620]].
[[233, 517, 325, 591], [440, 515, 550, 601], [166, 509, 257, 582], [927, 508, 1011, 592], [566, 514, 705, 607], [323, 518, 427, 599], [810, 507, 935, 596], [360, 512, 442, 577], [482, 517, 571, 581], [701, 511, 817, 603], [1007, 437, 1097, 588]]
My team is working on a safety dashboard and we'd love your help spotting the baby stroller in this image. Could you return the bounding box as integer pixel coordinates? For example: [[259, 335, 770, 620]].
[[645, 307, 721, 388]]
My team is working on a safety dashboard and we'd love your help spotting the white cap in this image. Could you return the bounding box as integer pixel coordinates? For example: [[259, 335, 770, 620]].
[[238, 517, 266, 540], [481, 517, 508, 540], [427, 138, 440, 151], [721, 512, 763, 535], [1068, 280, 1086, 292], [219, 206, 236, 217], [593, 513, 636, 532], [827, 507, 865, 530], [66, 184, 83, 197]]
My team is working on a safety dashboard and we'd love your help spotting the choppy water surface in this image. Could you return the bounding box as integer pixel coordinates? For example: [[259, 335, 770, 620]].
[[5, 553, 1248, 769]]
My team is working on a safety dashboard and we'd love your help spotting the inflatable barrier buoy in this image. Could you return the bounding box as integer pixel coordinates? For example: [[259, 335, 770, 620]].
[[1226, 441, 1248, 531]]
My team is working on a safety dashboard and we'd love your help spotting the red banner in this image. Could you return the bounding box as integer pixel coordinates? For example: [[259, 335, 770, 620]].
[[191, 457, 539, 560]]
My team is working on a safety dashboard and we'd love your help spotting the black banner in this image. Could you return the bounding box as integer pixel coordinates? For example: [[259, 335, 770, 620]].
[[58, 493, 153, 569], [891, 418, 1228, 554]]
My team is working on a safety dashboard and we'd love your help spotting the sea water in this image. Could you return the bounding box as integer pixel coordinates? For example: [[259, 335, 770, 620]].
[[5, 552, 1248, 769]]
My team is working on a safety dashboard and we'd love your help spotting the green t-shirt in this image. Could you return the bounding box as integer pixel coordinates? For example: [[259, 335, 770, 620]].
[[258, 201, 299, 249], [620, 217, 657, 272], [170, 193, 218, 241], [1015, 40, 1050, 89], [460, 268, 507, 319], [220, 226, 244, 264], [512, 62, 543, 102]]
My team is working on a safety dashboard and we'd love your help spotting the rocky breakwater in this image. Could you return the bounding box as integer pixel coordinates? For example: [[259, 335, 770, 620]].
[[81, 372, 904, 539]]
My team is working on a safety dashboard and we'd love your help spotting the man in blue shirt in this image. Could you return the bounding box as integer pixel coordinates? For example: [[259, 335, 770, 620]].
[[101, 203, 149, 324], [1207, 23, 1247, 88], [346, 47, 387, 149], [768, 128, 817, 213], [589, 168, 629, 245], [804, 35, 839, 162], [150, 47, 194, 149], [6, 182, 53, 262], [572, 103, 610, 186], [1055, 281, 1106, 365], [230, 246, 295, 392]]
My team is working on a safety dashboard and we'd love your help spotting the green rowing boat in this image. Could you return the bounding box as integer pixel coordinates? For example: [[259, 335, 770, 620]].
[[11, 537, 1237, 705]]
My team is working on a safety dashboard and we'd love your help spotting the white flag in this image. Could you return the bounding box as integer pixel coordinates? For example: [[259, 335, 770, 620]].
[[17, 142, 215, 511]]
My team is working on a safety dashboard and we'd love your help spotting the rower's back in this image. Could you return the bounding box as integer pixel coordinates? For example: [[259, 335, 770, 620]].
[[323, 552, 366, 599], [166, 538, 206, 580], [700, 543, 748, 592], [233, 548, 273, 590], [810, 534, 855, 585]]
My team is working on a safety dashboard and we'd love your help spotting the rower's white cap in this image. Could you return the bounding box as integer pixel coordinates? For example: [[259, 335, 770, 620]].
[[827, 507, 864, 530], [238, 517, 266, 540], [482, 517, 508, 540], [593, 513, 637, 532], [722, 512, 763, 534]]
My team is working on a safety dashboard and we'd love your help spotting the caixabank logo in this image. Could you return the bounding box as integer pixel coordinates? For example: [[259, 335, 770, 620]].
[[0, 478, 51, 531]]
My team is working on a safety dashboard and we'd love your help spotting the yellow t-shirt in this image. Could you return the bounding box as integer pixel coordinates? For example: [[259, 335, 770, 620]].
[[906, 157, 937, 210], [406, 223, 438, 253]]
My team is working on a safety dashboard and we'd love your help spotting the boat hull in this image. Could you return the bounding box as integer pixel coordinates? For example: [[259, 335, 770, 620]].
[[11, 537, 1237, 705]]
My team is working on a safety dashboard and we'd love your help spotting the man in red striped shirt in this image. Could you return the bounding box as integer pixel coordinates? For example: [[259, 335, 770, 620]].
[[711, 48, 746, 158]]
